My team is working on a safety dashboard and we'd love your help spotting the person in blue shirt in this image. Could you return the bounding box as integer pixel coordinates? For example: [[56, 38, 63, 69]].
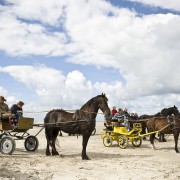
[[10, 101, 24, 119]]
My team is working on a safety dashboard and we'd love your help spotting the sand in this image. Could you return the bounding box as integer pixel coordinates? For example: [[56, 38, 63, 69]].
[[0, 122, 180, 180]]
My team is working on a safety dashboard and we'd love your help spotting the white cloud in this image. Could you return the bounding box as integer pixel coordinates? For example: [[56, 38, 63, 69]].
[[0, 86, 19, 107], [0, 65, 94, 108], [63, 70, 93, 106], [0, 65, 66, 105], [0, 86, 8, 96], [0, 0, 180, 116], [3, 0, 67, 25], [1, 65, 180, 117], [0, 13, 67, 56], [128, 0, 180, 11]]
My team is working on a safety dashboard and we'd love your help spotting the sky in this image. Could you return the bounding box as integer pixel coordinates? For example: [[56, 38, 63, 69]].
[[0, 0, 180, 121]]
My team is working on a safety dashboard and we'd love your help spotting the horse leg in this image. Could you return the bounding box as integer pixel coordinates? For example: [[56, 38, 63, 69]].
[[82, 134, 91, 160], [45, 129, 51, 156], [161, 134, 167, 142], [52, 130, 59, 156], [158, 133, 162, 142], [174, 131, 179, 153], [141, 123, 147, 140], [59, 130, 63, 136], [150, 133, 156, 150]]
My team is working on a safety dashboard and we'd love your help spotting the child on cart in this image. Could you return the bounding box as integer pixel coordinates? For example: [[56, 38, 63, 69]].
[[10, 101, 25, 128]]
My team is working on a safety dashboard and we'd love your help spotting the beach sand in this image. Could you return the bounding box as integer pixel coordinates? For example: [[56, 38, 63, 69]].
[[0, 122, 180, 180]]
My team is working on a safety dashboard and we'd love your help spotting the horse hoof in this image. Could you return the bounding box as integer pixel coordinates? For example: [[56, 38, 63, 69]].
[[162, 139, 167, 142], [175, 150, 179, 153], [82, 156, 90, 160], [52, 152, 59, 156], [151, 144, 156, 150], [46, 152, 51, 156]]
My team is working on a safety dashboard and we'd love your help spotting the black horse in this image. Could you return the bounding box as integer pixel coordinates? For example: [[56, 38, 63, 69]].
[[44, 93, 110, 160], [138, 105, 179, 141], [146, 116, 180, 153], [161, 106, 179, 117]]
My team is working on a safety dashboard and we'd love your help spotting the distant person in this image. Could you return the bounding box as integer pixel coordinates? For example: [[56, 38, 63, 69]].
[[10, 101, 24, 119], [134, 113, 138, 120], [124, 108, 130, 119], [117, 108, 124, 116], [111, 106, 117, 116], [104, 115, 113, 131]]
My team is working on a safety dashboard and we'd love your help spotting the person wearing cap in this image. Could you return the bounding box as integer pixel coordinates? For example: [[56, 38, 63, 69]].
[[10, 101, 24, 119], [0, 96, 16, 127], [0, 96, 11, 117]]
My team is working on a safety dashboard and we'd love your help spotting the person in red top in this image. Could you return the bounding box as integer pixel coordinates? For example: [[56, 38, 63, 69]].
[[111, 106, 117, 116]]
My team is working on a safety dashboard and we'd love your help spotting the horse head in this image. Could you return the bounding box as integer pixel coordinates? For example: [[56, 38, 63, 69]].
[[97, 93, 111, 116], [172, 105, 179, 115]]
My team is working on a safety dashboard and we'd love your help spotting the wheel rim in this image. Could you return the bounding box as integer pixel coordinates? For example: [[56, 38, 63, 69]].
[[0, 137, 15, 154], [118, 135, 128, 149], [25, 136, 38, 151], [132, 138, 142, 147], [103, 136, 112, 147]]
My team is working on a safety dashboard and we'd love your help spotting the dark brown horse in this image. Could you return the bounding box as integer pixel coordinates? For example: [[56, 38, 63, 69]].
[[138, 105, 179, 141], [146, 116, 180, 153], [44, 93, 110, 160]]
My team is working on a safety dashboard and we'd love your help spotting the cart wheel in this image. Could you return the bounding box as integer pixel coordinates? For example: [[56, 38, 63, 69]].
[[92, 128, 96, 135], [132, 137, 142, 147], [24, 136, 39, 151], [0, 136, 16, 155], [103, 135, 112, 147], [118, 135, 128, 149]]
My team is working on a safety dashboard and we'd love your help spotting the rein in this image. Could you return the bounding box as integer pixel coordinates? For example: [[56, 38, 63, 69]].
[[24, 109, 104, 115], [78, 109, 105, 115], [41, 120, 89, 127]]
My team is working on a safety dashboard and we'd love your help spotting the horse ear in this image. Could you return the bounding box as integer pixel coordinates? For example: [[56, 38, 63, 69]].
[[101, 93, 106, 97], [174, 105, 176, 108]]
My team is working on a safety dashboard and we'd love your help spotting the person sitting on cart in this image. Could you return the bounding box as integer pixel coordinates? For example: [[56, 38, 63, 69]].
[[123, 108, 131, 119], [0, 96, 9, 114], [0, 96, 16, 127], [104, 115, 113, 131], [114, 108, 124, 124], [10, 101, 24, 119], [111, 106, 117, 116], [115, 108, 130, 129]]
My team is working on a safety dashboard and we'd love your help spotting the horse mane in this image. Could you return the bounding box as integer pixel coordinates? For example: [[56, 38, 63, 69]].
[[47, 109, 67, 114], [80, 93, 108, 110]]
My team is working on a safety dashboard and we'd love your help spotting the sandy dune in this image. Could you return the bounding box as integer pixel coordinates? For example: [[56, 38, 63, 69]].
[[1, 122, 180, 180]]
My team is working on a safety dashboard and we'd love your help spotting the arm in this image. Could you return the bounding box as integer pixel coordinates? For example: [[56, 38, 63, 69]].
[[0, 104, 10, 113]]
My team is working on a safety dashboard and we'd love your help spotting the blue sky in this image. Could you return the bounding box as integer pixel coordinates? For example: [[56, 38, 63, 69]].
[[0, 0, 180, 121]]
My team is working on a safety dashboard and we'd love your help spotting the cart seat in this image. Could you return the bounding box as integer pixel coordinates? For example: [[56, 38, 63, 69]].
[[16, 117, 34, 131], [113, 126, 128, 134], [0, 117, 34, 131]]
